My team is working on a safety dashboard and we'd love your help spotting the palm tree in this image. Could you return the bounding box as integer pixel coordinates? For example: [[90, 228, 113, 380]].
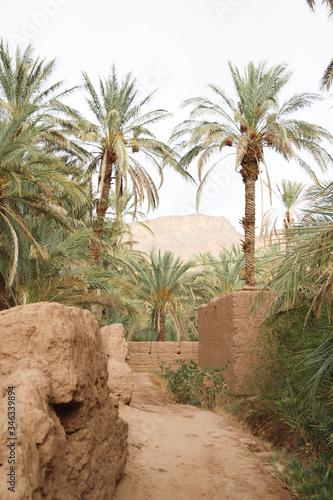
[[11, 215, 140, 320], [261, 180, 306, 245], [197, 245, 246, 295], [0, 41, 84, 159], [171, 61, 333, 287], [256, 181, 333, 420], [80, 67, 189, 258], [0, 108, 87, 309], [197, 244, 268, 295], [130, 250, 211, 341], [258, 180, 333, 321]]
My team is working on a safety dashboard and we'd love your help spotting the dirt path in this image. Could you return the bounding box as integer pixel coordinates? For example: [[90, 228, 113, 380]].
[[114, 373, 291, 500]]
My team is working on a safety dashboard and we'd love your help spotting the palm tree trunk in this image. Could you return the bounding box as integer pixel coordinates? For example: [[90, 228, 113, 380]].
[[96, 160, 113, 225], [156, 312, 166, 342], [88, 175, 93, 219], [283, 211, 294, 251], [0, 197, 10, 309], [283, 210, 294, 230], [0, 272, 10, 310], [91, 153, 115, 262], [154, 312, 159, 333], [241, 176, 256, 287]]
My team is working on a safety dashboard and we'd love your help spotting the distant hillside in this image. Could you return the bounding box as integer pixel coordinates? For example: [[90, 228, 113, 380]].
[[129, 214, 254, 261]]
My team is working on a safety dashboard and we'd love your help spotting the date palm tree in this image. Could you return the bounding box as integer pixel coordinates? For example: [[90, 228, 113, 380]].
[[196, 245, 246, 295], [0, 107, 87, 309], [130, 250, 211, 341], [258, 180, 333, 320], [11, 215, 139, 320], [0, 40, 84, 160], [261, 180, 306, 245], [256, 180, 333, 411], [80, 67, 188, 259], [197, 244, 268, 295], [171, 61, 333, 287]]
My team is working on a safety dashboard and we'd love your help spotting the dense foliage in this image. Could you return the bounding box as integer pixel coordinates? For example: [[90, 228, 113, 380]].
[[159, 359, 229, 409], [1, 35, 333, 498]]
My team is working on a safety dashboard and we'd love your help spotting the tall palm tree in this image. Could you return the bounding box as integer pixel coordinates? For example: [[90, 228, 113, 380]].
[[11, 215, 139, 321], [80, 67, 189, 258], [258, 179, 333, 321], [261, 180, 306, 245], [197, 245, 246, 295], [171, 61, 333, 287], [256, 181, 333, 412], [131, 250, 211, 341], [197, 244, 268, 295], [0, 108, 87, 309], [0, 41, 84, 160]]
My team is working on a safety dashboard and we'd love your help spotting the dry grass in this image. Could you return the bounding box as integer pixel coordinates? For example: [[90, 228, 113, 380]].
[[148, 370, 176, 404]]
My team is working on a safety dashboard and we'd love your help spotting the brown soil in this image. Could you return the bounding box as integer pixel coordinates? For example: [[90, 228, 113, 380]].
[[114, 372, 291, 500], [237, 401, 302, 454]]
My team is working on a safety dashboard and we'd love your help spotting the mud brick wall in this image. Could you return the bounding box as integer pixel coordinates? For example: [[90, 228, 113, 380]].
[[127, 342, 198, 369], [198, 288, 267, 388]]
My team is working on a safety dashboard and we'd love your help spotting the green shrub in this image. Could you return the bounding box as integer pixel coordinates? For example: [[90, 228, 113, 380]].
[[272, 455, 333, 500], [159, 359, 229, 409], [238, 304, 333, 498], [241, 304, 332, 403]]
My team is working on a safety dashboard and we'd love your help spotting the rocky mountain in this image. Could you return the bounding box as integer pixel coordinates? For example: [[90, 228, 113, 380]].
[[129, 214, 247, 261]]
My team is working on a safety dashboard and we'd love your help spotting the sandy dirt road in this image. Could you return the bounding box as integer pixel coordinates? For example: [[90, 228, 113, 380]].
[[114, 373, 291, 500]]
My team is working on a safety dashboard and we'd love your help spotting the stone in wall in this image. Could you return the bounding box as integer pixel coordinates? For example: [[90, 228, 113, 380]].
[[0, 302, 128, 500], [101, 324, 133, 404]]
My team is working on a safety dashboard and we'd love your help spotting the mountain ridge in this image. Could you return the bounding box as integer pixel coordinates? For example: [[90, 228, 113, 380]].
[[129, 214, 249, 261]]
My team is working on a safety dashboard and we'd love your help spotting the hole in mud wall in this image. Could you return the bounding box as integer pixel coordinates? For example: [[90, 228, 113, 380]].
[[52, 401, 83, 434]]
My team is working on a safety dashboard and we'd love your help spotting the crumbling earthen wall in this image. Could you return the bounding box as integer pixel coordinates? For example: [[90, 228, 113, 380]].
[[198, 288, 267, 387], [101, 323, 134, 404], [0, 302, 128, 500], [127, 342, 198, 369]]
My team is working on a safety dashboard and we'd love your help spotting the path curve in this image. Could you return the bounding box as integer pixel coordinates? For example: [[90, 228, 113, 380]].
[[114, 372, 290, 500]]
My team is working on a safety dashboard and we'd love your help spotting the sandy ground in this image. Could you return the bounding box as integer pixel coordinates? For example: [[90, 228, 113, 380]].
[[114, 372, 291, 500]]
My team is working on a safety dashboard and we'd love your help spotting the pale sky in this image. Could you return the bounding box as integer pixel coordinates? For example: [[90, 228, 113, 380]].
[[1, 0, 333, 232]]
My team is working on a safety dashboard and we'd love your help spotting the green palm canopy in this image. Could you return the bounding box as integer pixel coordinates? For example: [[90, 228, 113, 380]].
[[80, 66, 190, 259], [171, 61, 333, 287], [131, 250, 210, 341], [261, 179, 306, 244]]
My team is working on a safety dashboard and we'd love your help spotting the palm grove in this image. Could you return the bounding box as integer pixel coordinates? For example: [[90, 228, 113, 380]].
[[1, 38, 333, 345]]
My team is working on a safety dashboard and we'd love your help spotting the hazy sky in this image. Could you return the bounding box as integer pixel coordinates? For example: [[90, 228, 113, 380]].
[[1, 0, 333, 232]]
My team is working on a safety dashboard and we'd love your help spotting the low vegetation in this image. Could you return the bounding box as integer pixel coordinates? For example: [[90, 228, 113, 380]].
[[159, 359, 229, 409], [158, 306, 333, 498]]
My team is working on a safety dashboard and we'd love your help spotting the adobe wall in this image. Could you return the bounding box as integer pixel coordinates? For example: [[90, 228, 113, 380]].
[[198, 288, 267, 388], [127, 342, 198, 369]]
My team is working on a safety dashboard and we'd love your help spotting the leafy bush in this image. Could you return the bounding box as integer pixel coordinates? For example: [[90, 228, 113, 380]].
[[241, 305, 332, 403], [159, 359, 229, 409], [272, 455, 333, 500], [237, 304, 333, 498], [277, 381, 333, 459]]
